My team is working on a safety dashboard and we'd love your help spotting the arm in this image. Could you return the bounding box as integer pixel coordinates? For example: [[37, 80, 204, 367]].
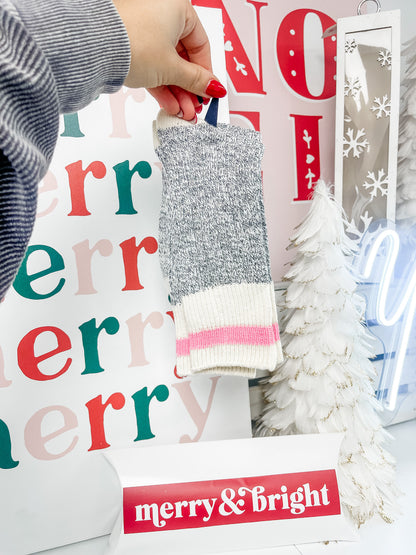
[[0, 0, 129, 300]]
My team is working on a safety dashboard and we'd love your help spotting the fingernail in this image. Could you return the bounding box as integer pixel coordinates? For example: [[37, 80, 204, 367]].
[[176, 109, 184, 118], [205, 79, 227, 98], [195, 105, 203, 114], [202, 98, 210, 105], [190, 115, 198, 124]]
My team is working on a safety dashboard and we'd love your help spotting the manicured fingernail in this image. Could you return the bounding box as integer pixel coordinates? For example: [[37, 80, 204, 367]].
[[205, 79, 227, 98], [176, 109, 184, 118], [195, 105, 203, 114], [202, 97, 210, 105], [190, 115, 198, 124]]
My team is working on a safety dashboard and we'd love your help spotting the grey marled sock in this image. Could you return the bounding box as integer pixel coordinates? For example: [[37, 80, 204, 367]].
[[154, 111, 283, 377], [156, 120, 272, 305]]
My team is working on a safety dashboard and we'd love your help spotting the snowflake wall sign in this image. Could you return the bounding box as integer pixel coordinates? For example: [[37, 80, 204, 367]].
[[334, 9, 401, 234]]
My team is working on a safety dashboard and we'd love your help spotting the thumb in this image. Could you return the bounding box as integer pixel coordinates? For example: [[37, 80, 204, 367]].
[[171, 56, 227, 99]]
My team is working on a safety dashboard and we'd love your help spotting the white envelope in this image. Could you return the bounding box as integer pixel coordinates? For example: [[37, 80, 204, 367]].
[[105, 434, 358, 554]]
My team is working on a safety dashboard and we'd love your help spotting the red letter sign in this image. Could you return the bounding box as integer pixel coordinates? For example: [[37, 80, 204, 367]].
[[277, 9, 336, 100]]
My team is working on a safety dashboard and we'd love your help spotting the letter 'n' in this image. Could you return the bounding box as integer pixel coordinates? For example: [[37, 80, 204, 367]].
[[192, 0, 267, 94]]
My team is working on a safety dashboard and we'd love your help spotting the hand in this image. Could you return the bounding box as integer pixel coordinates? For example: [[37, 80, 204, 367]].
[[112, 0, 227, 121]]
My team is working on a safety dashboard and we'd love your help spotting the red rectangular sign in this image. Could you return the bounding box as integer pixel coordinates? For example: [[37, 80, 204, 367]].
[[123, 469, 340, 534]]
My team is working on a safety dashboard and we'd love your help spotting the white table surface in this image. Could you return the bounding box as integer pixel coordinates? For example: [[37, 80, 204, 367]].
[[34, 419, 416, 555]]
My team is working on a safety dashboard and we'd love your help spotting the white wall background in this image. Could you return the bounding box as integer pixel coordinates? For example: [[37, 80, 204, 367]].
[[378, 0, 415, 41]]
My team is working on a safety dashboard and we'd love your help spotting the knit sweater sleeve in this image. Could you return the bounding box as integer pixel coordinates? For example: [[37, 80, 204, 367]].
[[0, 0, 130, 300]]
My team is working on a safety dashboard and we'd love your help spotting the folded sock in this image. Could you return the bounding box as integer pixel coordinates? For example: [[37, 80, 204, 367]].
[[154, 109, 283, 377]]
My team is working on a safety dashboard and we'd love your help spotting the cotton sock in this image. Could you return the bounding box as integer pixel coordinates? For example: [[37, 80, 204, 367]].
[[154, 109, 283, 377]]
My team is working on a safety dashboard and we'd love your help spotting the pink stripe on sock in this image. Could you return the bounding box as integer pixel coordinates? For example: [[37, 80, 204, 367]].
[[176, 323, 280, 357]]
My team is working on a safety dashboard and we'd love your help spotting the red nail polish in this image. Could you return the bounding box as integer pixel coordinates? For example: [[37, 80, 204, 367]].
[[205, 79, 227, 98], [195, 105, 203, 114], [202, 98, 210, 105]]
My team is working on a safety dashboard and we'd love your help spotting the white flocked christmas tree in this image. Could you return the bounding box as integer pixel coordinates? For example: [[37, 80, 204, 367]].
[[256, 181, 399, 526]]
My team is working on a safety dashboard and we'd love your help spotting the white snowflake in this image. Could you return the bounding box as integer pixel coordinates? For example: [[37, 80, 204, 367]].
[[371, 95, 391, 118], [345, 39, 357, 53], [362, 169, 389, 199], [378, 49, 392, 68], [344, 77, 361, 97], [343, 128, 369, 158]]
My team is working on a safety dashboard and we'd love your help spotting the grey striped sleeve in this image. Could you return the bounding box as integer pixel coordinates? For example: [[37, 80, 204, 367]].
[[12, 0, 131, 113], [0, 0, 131, 300]]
